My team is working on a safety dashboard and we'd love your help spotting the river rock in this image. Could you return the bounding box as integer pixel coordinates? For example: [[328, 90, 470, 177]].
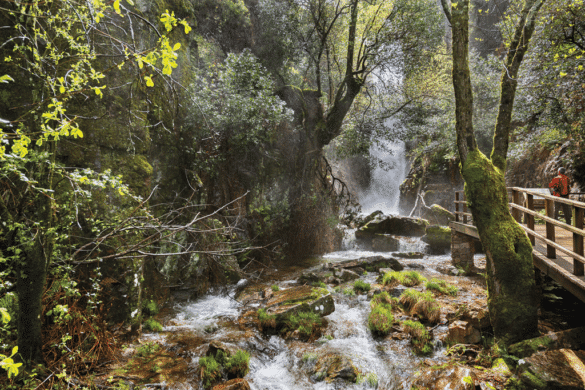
[[312, 353, 358, 383], [371, 235, 400, 252], [354, 210, 384, 229], [411, 365, 477, 390], [337, 268, 359, 282], [356, 215, 428, 237], [509, 326, 585, 358], [206, 341, 238, 359], [393, 252, 425, 259], [420, 204, 455, 226], [264, 285, 334, 318], [446, 320, 482, 344], [212, 378, 251, 390], [332, 256, 404, 273], [517, 349, 585, 389], [422, 225, 451, 254]]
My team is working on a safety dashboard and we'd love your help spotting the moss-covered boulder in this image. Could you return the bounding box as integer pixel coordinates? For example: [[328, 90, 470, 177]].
[[356, 215, 428, 237], [422, 225, 451, 254], [332, 255, 404, 273], [508, 326, 585, 358], [264, 285, 334, 319], [421, 204, 455, 226], [517, 349, 585, 390], [411, 365, 477, 390]]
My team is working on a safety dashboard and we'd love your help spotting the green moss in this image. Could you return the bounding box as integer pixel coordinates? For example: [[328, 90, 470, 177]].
[[462, 150, 538, 344], [199, 355, 222, 389], [257, 308, 277, 329], [143, 319, 163, 332], [142, 299, 159, 317], [283, 311, 322, 337], [225, 350, 250, 378], [508, 335, 554, 358], [271, 284, 280, 292]]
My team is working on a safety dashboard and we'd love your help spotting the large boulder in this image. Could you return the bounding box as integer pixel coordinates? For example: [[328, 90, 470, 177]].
[[421, 204, 455, 226], [509, 327, 585, 358], [264, 285, 334, 319], [446, 320, 482, 345], [311, 353, 358, 383], [331, 256, 404, 273], [356, 215, 428, 237], [517, 349, 585, 390], [371, 235, 400, 252], [422, 225, 451, 254]]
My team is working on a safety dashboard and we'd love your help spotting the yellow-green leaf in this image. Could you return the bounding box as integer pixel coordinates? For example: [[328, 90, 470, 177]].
[[145, 75, 154, 87]]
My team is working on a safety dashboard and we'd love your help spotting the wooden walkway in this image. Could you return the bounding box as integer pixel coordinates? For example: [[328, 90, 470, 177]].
[[451, 188, 585, 303]]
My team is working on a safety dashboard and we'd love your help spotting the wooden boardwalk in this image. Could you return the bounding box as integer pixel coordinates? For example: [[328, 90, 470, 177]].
[[451, 188, 585, 303]]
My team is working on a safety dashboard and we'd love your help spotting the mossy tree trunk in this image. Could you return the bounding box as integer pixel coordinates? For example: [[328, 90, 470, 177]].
[[442, 0, 545, 344]]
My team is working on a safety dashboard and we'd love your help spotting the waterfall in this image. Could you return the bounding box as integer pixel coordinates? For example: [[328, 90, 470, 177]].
[[358, 139, 407, 216]]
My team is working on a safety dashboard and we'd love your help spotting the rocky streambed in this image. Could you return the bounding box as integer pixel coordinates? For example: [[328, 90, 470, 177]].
[[98, 216, 585, 390]]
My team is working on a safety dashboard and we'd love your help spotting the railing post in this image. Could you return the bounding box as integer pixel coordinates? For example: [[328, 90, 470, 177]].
[[574, 206, 584, 276], [463, 193, 468, 225], [527, 193, 535, 245], [545, 198, 556, 258], [512, 188, 521, 222], [455, 192, 460, 223]]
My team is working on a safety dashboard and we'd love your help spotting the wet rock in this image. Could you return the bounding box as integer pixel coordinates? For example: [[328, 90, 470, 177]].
[[333, 255, 404, 273], [406, 263, 425, 270], [421, 204, 455, 226], [212, 378, 251, 390], [509, 326, 585, 358], [206, 341, 238, 359], [461, 302, 490, 330], [411, 365, 477, 390], [356, 215, 428, 237], [354, 210, 384, 229], [446, 320, 482, 344], [422, 225, 451, 254], [393, 252, 425, 259], [337, 268, 359, 282], [371, 235, 400, 252], [298, 271, 322, 285], [312, 353, 358, 383], [436, 264, 460, 276], [518, 349, 585, 389], [491, 358, 512, 376], [264, 285, 334, 318]]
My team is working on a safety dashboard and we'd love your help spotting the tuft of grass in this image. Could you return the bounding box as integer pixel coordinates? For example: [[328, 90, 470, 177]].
[[399, 288, 424, 310], [399, 289, 441, 324], [271, 284, 280, 292], [342, 287, 356, 296], [285, 311, 322, 337], [199, 355, 222, 388], [370, 291, 393, 309], [143, 319, 163, 332], [353, 279, 371, 293], [382, 270, 427, 287], [403, 320, 433, 355], [225, 350, 250, 378], [368, 305, 394, 336], [425, 278, 458, 296], [257, 309, 277, 329]]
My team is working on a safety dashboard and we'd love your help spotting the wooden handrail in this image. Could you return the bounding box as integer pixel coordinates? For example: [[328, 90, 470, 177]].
[[455, 186, 585, 276]]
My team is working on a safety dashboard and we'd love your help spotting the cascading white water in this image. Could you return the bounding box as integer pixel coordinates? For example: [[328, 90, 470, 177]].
[[358, 139, 408, 216]]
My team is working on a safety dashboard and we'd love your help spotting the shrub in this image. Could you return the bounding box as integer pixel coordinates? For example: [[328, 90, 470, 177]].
[[143, 319, 163, 332], [368, 305, 394, 336], [225, 350, 250, 378], [142, 299, 159, 317], [382, 271, 427, 287], [271, 285, 280, 292], [353, 280, 371, 293], [199, 355, 222, 388], [257, 309, 277, 329], [425, 278, 458, 296]]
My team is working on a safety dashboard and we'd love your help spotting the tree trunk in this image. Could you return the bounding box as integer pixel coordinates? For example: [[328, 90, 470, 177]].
[[445, 0, 541, 344]]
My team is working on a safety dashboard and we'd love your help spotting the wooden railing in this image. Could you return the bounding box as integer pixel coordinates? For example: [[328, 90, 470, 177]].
[[454, 188, 585, 277]]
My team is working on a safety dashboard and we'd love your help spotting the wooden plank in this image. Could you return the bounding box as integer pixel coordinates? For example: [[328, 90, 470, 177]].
[[449, 221, 480, 239], [520, 225, 585, 265], [573, 210, 584, 275], [455, 192, 460, 223], [512, 204, 585, 236], [514, 187, 585, 208], [512, 189, 521, 222]]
